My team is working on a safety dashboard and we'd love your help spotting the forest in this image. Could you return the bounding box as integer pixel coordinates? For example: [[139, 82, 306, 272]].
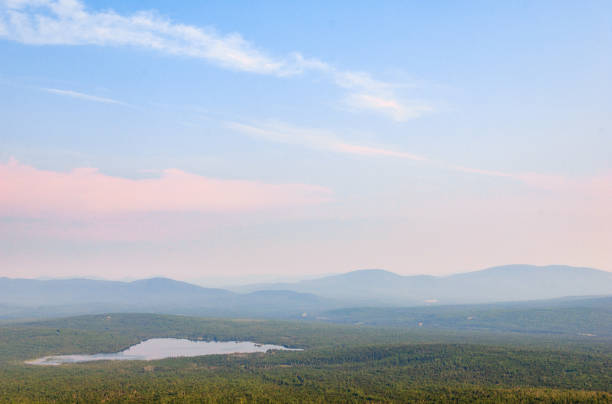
[[1, 313, 611, 403]]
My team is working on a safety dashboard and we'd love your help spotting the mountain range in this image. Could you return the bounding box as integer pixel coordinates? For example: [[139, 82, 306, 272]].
[[237, 264, 612, 304], [1, 265, 611, 320]]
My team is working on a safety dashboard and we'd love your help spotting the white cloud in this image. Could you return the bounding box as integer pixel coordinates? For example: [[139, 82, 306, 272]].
[[334, 71, 389, 93], [332, 71, 432, 121], [227, 120, 604, 195], [1, 0, 292, 75], [41, 87, 130, 106], [345, 93, 432, 122], [0, 0, 432, 120], [226, 120, 428, 161]]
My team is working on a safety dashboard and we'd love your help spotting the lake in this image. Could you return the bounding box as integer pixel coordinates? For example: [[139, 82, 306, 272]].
[[26, 338, 301, 366]]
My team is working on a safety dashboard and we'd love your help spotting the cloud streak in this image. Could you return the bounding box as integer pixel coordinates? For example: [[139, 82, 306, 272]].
[[1, 0, 288, 75], [226, 121, 428, 161], [0, 0, 429, 120], [333, 71, 432, 121], [227, 120, 612, 196], [0, 159, 332, 218], [344, 93, 432, 122], [41, 87, 130, 106]]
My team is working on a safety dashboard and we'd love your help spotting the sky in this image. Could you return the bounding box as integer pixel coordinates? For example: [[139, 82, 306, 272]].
[[1, 0, 611, 282]]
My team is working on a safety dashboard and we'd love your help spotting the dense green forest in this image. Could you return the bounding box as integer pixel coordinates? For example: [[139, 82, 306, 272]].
[[319, 298, 612, 337], [1, 313, 611, 403]]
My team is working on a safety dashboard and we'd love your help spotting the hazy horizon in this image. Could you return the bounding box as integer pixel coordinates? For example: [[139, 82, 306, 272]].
[[4, 264, 612, 288], [2, 0, 611, 280]]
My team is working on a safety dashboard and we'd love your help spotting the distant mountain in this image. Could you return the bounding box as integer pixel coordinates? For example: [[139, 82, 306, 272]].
[[238, 265, 612, 305], [0, 277, 337, 319], [236, 269, 418, 304], [439, 265, 612, 303], [2, 265, 611, 320], [0, 277, 232, 307]]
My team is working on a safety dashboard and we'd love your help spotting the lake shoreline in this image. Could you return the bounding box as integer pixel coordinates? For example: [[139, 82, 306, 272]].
[[25, 338, 302, 366]]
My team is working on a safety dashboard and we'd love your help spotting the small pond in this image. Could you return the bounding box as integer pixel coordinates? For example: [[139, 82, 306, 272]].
[[26, 338, 301, 366]]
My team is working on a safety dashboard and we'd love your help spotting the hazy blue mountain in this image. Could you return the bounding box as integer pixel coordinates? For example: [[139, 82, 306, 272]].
[[0, 277, 337, 319], [0, 277, 232, 307], [437, 265, 612, 303], [2, 265, 611, 320], [235, 269, 432, 305], [239, 265, 612, 305]]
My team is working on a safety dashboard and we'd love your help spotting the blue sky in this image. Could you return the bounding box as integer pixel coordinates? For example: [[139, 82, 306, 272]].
[[1, 0, 611, 281]]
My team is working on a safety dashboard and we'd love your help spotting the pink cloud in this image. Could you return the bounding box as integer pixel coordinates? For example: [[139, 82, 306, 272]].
[[0, 159, 332, 218]]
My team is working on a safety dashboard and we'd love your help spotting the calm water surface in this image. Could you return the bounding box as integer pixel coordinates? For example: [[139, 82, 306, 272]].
[[26, 338, 301, 366]]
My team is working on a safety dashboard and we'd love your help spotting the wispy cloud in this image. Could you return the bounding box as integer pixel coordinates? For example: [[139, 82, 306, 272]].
[[41, 87, 130, 106], [0, 0, 430, 121], [1, 0, 289, 75], [333, 71, 432, 121], [344, 93, 432, 122], [226, 121, 428, 161], [227, 120, 612, 195]]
